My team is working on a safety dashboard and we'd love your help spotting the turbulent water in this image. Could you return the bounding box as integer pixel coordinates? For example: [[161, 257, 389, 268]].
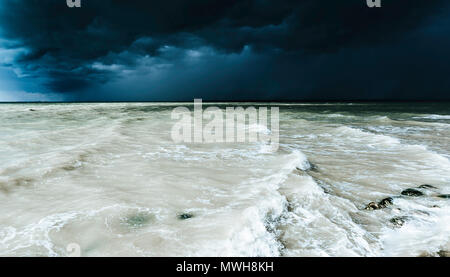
[[0, 102, 449, 257]]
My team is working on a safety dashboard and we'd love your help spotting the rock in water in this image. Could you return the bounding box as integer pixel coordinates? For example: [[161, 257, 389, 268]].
[[308, 162, 319, 172], [365, 202, 381, 210], [437, 194, 450, 199], [365, 197, 394, 210], [178, 213, 194, 220], [124, 212, 152, 228], [379, 197, 394, 207], [401, 188, 424, 197], [390, 217, 408, 227]]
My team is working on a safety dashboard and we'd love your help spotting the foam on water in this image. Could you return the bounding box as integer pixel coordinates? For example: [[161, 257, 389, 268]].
[[414, 114, 450, 120], [0, 103, 449, 256], [333, 126, 401, 147], [381, 199, 450, 257]]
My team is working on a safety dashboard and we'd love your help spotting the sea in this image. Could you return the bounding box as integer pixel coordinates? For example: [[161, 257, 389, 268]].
[[0, 102, 449, 257]]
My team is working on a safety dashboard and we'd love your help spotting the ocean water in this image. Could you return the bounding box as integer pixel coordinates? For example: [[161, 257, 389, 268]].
[[0, 102, 449, 257]]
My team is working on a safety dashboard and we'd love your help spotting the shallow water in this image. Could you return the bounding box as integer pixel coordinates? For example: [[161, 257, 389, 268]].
[[0, 102, 449, 257]]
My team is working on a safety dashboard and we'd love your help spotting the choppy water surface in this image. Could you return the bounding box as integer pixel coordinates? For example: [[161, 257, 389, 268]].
[[0, 102, 449, 257]]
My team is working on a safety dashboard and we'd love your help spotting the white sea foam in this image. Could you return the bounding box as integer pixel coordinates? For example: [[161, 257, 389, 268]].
[[332, 126, 401, 147], [414, 114, 450, 120], [0, 103, 449, 256], [381, 202, 450, 257]]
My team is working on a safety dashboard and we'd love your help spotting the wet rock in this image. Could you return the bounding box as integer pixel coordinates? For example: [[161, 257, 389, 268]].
[[365, 197, 394, 210], [418, 184, 437, 189], [401, 188, 424, 197], [379, 197, 394, 208], [437, 194, 450, 199], [390, 216, 408, 227], [178, 213, 194, 220], [365, 202, 381, 210]]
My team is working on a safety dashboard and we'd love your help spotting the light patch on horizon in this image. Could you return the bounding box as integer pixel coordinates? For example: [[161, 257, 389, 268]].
[[0, 90, 65, 102]]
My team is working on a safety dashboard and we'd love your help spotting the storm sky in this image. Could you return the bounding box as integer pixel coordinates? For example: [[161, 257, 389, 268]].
[[0, 0, 449, 101]]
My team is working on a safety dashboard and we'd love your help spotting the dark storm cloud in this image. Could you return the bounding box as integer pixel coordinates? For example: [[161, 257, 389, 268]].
[[0, 0, 449, 99]]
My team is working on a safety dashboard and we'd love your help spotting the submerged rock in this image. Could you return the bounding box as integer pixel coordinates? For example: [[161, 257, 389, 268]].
[[307, 162, 319, 172], [178, 213, 194, 220], [437, 194, 450, 199], [390, 216, 408, 227], [62, 164, 79, 171], [418, 184, 437, 189], [124, 212, 153, 228], [401, 188, 424, 197]]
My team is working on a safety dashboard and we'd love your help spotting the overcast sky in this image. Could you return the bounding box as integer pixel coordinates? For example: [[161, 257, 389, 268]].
[[0, 0, 449, 101]]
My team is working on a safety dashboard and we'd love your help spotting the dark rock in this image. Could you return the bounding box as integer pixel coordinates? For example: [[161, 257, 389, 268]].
[[418, 184, 437, 189], [308, 162, 319, 172], [178, 213, 194, 220], [379, 197, 394, 208], [365, 197, 394, 210], [29, 109, 36, 111], [437, 194, 450, 199], [401, 188, 424, 197], [390, 216, 408, 227], [365, 202, 381, 210]]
